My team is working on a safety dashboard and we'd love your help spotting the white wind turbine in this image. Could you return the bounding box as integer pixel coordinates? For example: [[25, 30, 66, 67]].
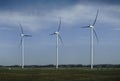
[[50, 17, 63, 69], [81, 10, 99, 69], [19, 24, 32, 69]]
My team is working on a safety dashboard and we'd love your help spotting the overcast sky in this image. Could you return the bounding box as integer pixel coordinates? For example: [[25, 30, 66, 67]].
[[0, 0, 120, 66]]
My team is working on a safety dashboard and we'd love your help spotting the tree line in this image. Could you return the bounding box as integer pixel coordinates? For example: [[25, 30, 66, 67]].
[[0, 64, 120, 68]]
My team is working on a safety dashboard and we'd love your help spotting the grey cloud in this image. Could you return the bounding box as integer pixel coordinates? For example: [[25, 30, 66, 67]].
[[0, 0, 119, 32], [79, 0, 120, 5]]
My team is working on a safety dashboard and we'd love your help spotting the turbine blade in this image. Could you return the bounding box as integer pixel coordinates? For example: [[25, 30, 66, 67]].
[[58, 34, 64, 45], [93, 29, 99, 43], [49, 33, 56, 36], [92, 9, 99, 26], [81, 26, 89, 28], [24, 35, 32, 37], [20, 37, 23, 47], [57, 17, 61, 32], [19, 24, 24, 34]]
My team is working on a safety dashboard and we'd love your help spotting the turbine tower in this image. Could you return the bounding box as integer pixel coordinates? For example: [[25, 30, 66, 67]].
[[81, 10, 99, 69], [19, 24, 32, 69], [50, 17, 63, 69]]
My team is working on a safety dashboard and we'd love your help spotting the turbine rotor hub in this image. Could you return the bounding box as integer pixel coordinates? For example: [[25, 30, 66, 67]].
[[21, 34, 24, 37], [90, 25, 94, 28], [55, 31, 59, 34]]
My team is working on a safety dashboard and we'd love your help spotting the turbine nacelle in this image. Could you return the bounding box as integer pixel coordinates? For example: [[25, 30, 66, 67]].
[[21, 34, 24, 37], [55, 31, 59, 35], [89, 25, 94, 28]]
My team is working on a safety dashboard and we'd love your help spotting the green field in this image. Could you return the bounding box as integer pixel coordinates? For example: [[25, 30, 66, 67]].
[[0, 68, 120, 81]]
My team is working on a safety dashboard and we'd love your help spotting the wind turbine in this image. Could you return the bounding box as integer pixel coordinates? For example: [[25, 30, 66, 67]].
[[50, 17, 63, 69], [81, 10, 99, 69], [19, 24, 32, 69]]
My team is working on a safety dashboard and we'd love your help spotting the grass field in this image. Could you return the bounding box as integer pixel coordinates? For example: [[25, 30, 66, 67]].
[[0, 68, 120, 81]]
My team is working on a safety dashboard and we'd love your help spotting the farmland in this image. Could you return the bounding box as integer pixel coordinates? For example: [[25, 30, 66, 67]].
[[0, 68, 120, 81]]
